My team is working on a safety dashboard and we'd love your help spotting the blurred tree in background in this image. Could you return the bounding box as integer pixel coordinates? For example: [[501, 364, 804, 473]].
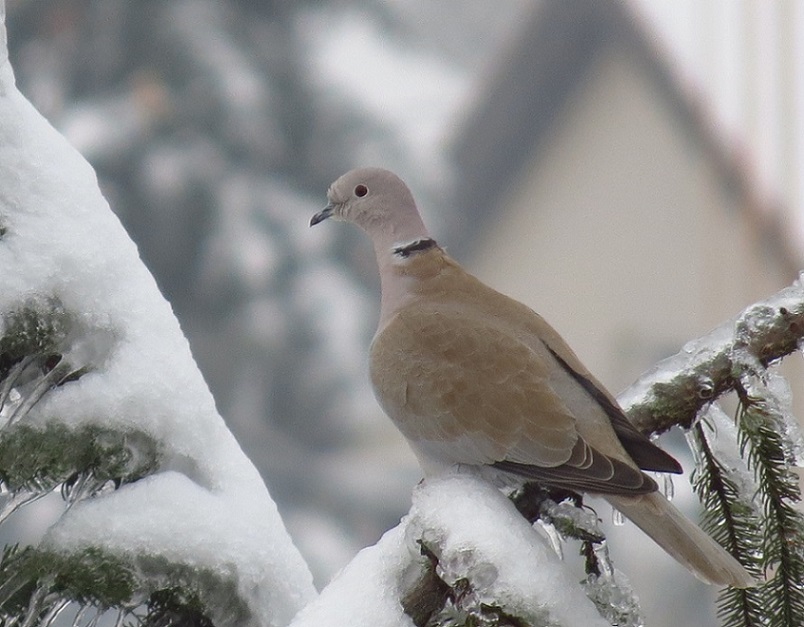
[[4, 0, 523, 582]]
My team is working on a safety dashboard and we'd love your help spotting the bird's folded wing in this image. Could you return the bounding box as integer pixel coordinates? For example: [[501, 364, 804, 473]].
[[370, 304, 657, 494], [536, 322, 682, 474]]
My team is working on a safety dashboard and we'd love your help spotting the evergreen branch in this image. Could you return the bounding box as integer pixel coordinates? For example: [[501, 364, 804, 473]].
[[735, 382, 804, 627], [688, 422, 765, 627], [0, 544, 248, 627], [0, 422, 245, 625], [0, 299, 95, 428], [0, 422, 161, 496], [0, 300, 257, 626], [0, 299, 72, 381], [619, 280, 804, 435]]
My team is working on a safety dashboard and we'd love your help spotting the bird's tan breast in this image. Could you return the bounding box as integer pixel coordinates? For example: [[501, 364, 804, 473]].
[[369, 297, 579, 467]]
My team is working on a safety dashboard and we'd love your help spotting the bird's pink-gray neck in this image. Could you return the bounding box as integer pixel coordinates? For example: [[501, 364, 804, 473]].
[[371, 213, 434, 330], [368, 202, 430, 271]]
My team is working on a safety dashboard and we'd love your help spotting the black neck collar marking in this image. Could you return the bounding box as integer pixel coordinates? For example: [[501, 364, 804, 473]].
[[392, 238, 438, 258]]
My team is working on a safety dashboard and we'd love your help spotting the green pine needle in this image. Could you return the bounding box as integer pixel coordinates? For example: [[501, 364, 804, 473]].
[[689, 423, 765, 627], [736, 381, 804, 627], [0, 545, 246, 626]]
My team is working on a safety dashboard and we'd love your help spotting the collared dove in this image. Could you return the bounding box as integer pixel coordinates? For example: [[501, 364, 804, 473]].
[[310, 167, 755, 588]]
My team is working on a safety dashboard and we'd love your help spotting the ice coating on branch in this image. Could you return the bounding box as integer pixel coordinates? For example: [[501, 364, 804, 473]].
[[619, 277, 804, 435], [0, 13, 315, 624], [292, 474, 611, 627], [537, 497, 605, 546], [738, 366, 804, 469], [405, 473, 611, 627], [660, 473, 675, 501], [766, 369, 804, 467], [543, 499, 603, 539], [617, 321, 734, 417], [582, 575, 643, 627], [535, 519, 565, 559], [582, 567, 644, 627]]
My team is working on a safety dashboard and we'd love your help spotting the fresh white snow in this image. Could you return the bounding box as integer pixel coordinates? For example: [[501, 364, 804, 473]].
[[293, 472, 610, 627], [409, 473, 611, 627], [0, 8, 315, 626]]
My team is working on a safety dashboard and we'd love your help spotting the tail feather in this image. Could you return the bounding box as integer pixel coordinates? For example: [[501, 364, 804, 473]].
[[607, 492, 757, 588]]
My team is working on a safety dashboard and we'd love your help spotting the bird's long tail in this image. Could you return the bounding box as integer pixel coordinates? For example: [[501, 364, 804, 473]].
[[606, 491, 756, 588]]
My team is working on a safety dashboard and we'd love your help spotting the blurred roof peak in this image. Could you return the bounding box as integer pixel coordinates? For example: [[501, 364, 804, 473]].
[[449, 0, 800, 274]]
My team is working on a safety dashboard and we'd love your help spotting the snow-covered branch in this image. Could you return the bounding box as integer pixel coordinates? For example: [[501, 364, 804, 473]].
[[292, 474, 612, 627], [619, 279, 804, 435], [617, 280, 804, 627], [0, 7, 315, 625]]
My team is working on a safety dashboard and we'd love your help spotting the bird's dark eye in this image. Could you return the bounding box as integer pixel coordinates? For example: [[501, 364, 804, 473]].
[[354, 184, 368, 198]]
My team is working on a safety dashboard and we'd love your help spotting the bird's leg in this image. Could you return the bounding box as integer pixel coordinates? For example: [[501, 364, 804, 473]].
[[509, 482, 580, 524]]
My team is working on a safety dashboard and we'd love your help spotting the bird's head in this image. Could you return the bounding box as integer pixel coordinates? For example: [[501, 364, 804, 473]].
[[310, 168, 430, 249]]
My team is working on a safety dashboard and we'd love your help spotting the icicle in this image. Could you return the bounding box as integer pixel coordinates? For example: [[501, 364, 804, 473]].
[[0, 568, 32, 610], [581, 566, 645, 627], [62, 473, 111, 508], [6, 364, 64, 427], [19, 581, 49, 627], [41, 599, 70, 627], [705, 404, 753, 479], [766, 369, 804, 467], [540, 498, 605, 542], [582, 542, 647, 626], [611, 507, 625, 527], [112, 609, 127, 627], [661, 473, 674, 501], [0, 489, 48, 526], [736, 363, 804, 472], [683, 427, 704, 468], [84, 608, 103, 627], [62, 473, 91, 507], [535, 520, 564, 560], [592, 541, 614, 578], [71, 605, 89, 627], [699, 403, 761, 510], [0, 356, 33, 421]]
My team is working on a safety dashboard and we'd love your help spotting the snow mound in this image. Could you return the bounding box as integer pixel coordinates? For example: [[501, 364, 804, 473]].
[[293, 472, 609, 627]]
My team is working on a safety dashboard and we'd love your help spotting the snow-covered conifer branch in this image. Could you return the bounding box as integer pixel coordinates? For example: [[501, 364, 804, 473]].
[[615, 279, 804, 627], [0, 5, 315, 624], [292, 474, 614, 627], [687, 418, 765, 626], [731, 380, 804, 627]]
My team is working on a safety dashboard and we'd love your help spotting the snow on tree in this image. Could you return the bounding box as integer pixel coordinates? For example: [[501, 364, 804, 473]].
[[3, 0, 469, 581], [0, 5, 315, 624], [2, 3, 804, 627]]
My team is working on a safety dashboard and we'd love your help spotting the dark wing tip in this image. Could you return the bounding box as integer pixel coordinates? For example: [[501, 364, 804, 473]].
[[544, 344, 683, 474], [494, 443, 658, 496]]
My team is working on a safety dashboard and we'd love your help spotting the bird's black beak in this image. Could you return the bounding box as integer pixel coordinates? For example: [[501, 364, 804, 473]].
[[310, 202, 335, 227]]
